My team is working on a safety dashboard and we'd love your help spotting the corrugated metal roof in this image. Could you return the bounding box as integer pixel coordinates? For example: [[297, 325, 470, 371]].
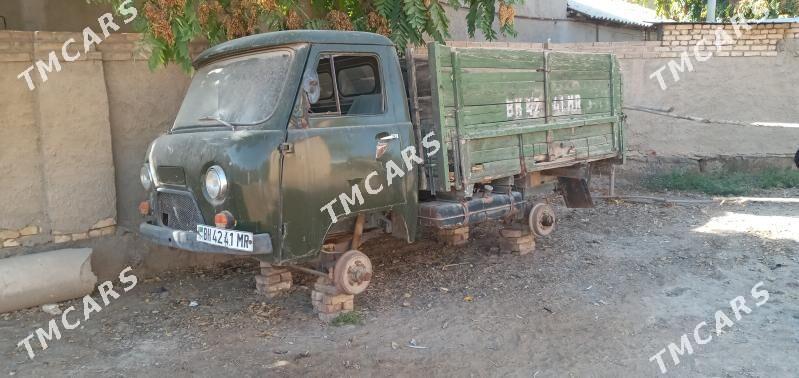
[[567, 0, 672, 27]]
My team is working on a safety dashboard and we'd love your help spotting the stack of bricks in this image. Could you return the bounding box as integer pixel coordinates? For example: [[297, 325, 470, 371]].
[[255, 262, 292, 298], [53, 218, 117, 244], [499, 226, 535, 255], [437, 226, 469, 246], [311, 277, 354, 322], [410, 21, 799, 61], [659, 22, 799, 57], [0, 225, 39, 248], [0, 217, 116, 249]]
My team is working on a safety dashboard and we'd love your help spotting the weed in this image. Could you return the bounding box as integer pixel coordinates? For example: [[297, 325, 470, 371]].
[[644, 168, 799, 195], [330, 311, 362, 326]]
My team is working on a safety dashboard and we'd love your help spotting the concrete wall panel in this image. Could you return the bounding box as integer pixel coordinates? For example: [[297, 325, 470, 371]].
[[620, 56, 799, 158], [0, 60, 45, 230], [444, 6, 647, 43], [102, 57, 191, 228], [0, 0, 136, 32], [36, 54, 116, 233]]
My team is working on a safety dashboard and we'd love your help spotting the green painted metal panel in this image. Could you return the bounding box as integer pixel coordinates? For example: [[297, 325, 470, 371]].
[[425, 43, 624, 192]]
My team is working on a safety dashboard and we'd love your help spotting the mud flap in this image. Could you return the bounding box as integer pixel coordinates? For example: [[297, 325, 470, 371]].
[[546, 164, 594, 208], [557, 177, 594, 208]]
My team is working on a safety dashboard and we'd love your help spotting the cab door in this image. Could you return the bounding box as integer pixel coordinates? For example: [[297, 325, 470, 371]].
[[279, 44, 414, 261]]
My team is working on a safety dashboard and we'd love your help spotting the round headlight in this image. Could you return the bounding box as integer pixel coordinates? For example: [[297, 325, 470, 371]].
[[140, 164, 152, 190], [204, 165, 228, 200]]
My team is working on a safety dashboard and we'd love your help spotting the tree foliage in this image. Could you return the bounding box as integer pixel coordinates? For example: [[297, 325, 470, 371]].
[[94, 0, 524, 72], [628, 0, 799, 22]]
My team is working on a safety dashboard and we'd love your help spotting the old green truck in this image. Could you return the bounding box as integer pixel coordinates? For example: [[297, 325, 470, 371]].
[[138, 30, 624, 317]]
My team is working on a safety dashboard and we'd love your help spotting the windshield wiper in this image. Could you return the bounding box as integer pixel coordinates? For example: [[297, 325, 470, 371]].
[[198, 115, 235, 130]]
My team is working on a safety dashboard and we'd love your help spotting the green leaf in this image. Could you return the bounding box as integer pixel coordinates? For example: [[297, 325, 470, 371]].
[[148, 44, 164, 71]]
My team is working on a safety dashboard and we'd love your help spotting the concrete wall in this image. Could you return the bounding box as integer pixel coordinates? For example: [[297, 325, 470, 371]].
[[0, 0, 137, 32], [0, 30, 230, 279], [445, 5, 649, 43], [0, 31, 116, 248]]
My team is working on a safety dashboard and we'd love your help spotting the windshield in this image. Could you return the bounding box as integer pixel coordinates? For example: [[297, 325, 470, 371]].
[[173, 49, 294, 129]]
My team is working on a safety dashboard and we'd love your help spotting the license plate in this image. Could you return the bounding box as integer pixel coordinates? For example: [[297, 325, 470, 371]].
[[196, 225, 254, 252]]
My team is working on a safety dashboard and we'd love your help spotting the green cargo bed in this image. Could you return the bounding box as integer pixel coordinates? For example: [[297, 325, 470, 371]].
[[405, 43, 625, 194]]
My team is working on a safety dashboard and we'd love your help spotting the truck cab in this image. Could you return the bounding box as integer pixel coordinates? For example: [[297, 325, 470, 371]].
[[139, 31, 418, 264]]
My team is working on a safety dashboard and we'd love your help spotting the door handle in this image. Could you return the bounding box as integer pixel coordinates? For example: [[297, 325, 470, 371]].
[[375, 133, 398, 159], [378, 133, 399, 141]]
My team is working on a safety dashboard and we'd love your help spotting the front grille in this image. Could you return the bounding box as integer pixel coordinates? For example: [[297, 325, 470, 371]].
[[156, 166, 186, 186], [156, 191, 205, 231]]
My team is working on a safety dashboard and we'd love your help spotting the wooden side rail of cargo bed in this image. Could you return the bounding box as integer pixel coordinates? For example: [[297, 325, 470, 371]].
[[404, 43, 625, 195]]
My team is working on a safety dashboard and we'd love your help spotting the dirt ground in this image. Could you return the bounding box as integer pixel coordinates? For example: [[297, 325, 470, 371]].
[[2, 186, 798, 377]]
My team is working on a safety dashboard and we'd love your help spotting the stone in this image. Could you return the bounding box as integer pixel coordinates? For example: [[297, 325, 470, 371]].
[[18, 225, 39, 236], [3, 239, 20, 248], [71, 232, 88, 241], [92, 217, 116, 229], [54, 234, 71, 243], [0, 229, 20, 240]]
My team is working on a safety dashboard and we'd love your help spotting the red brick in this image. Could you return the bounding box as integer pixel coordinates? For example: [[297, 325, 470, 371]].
[[500, 227, 528, 238]]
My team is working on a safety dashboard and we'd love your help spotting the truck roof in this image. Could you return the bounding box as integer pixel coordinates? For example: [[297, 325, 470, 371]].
[[193, 30, 395, 68]]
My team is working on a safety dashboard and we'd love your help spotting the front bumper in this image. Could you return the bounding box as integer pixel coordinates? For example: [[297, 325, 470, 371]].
[[139, 223, 273, 255]]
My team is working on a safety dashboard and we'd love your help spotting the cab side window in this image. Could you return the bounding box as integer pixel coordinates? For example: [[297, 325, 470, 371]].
[[309, 54, 383, 116]]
